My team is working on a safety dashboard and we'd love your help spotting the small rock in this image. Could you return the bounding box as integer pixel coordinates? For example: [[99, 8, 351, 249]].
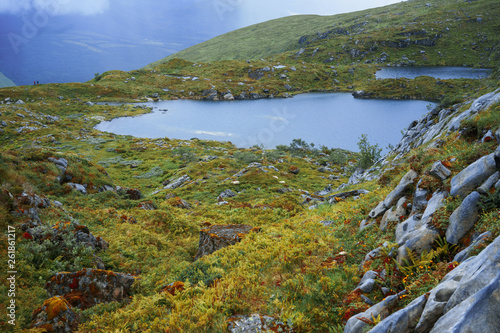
[[429, 161, 452, 180], [194, 224, 254, 260]]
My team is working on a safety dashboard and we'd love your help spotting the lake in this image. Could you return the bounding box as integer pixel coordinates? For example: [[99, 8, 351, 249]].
[[376, 66, 492, 80], [95, 93, 434, 152]]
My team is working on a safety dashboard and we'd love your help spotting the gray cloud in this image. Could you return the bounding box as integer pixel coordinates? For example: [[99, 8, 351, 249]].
[[0, 0, 110, 15]]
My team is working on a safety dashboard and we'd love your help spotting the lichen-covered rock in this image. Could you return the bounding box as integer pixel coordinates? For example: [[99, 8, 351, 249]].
[[46, 268, 136, 307], [31, 296, 79, 333], [28, 221, 109, 252], [227, 314, 292, 333], [194, 224, 254, 260], [446, 191, 480, 244]]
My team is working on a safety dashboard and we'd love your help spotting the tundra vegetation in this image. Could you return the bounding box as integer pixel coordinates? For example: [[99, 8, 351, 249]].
[[0, 0, 499, 332]]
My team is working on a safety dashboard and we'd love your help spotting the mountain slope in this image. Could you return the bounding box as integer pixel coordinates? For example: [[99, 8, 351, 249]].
[[0, 72, 15, 88], [147, 0, 500, 68]]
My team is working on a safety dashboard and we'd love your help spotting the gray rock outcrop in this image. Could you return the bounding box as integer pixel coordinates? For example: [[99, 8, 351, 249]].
[[449, 149, 499, 198], [446, 191, 481, 244]]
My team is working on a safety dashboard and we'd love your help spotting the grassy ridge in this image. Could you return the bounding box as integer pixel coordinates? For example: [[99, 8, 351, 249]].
[[148, 0, 500, 68]]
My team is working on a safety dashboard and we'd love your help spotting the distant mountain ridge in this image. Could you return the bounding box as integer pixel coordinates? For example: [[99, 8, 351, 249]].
[[147, 0, 499, 68], [0, 72, 15, 88]]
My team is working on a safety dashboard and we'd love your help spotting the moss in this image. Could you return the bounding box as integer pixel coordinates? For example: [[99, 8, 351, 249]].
[[44, 296, 70, 321]]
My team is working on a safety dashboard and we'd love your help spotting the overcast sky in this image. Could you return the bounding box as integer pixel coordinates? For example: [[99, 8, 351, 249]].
[[0, 0, 404, 26]]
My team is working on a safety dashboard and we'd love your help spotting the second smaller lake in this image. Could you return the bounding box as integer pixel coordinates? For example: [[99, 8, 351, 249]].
[[376, 66, 492, 80]]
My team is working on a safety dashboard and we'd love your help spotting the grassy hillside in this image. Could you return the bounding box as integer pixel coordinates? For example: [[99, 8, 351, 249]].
[[148, 0, 500, 68], [0, 72, 15, 88]]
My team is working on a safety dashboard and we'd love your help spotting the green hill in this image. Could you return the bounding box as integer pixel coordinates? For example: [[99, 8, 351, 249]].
[[147, 0, 499, 68], [0, 72, 15, 88]]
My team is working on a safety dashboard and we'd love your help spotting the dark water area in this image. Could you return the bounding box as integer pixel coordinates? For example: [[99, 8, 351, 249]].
[[375, 66, 492, 80], [95, 93, 435, 152]]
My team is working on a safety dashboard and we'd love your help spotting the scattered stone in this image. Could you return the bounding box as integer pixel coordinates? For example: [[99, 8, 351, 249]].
[[117, 187, 142, 200], [224, 93, 235, 100], [429, 161, 452, 180], [289, 166, 300, 174], [356, 270, 378, 293], [194, 224, 254, 260], [219, 189, 237, 199], [227, 314, 292, 333], [67, 183, 87, 195], [164, 175, 190, 189]]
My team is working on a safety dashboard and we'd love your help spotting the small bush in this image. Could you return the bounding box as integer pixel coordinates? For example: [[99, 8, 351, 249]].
[[356, 134, 382, 169]]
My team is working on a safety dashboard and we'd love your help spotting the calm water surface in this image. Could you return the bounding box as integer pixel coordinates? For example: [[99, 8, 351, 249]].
[[95, 93, 434, 152], [376, 66, 492, 80]]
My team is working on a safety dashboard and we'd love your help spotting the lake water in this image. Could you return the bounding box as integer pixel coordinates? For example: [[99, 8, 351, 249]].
[[95, 93, 434, 152], [376, 66, 492, 80]]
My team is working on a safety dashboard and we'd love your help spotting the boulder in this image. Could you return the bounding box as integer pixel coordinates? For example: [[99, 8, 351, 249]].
[[477, 171, 500, 194], [380, 197, 407, 231], [31, 296, 79, 333], [45, 268, 136, 307], [369, 170, 417, 218], [194, 224, 254, 260], [449, 152, 499, 198], [224, 93, 235, 101], [344, 292, 405, 333], [356, 271, 378, 293], [383, 170, 418, 208], [411, 183, 428, 215], [415, 234, 500, 332], [368, 295, 427, 333], [446, 191, 480, 244], [397, 226, 439, 265], [429, 161, 451, 180], [414, 278, 460, 333], [429, 274, 500, 333]]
